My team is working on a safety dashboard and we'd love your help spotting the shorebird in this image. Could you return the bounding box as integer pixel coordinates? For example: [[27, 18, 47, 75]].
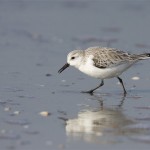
[[58, 47, 150, 95]]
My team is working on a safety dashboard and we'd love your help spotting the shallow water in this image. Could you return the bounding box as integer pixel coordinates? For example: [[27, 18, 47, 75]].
[[0, 1, 150, 150]]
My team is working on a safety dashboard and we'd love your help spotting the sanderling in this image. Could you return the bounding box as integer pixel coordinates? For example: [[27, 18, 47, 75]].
[[58, 47, 150, 95]]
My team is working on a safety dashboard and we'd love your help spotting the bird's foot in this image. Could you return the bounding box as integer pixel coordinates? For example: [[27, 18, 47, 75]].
[[81, 90, 94, 95]]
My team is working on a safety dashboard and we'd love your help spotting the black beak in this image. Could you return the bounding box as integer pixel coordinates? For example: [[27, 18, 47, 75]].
[[58, 63, 70, 73]]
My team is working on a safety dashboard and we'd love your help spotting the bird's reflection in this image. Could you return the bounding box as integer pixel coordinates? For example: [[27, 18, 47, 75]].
[[88, 92, 126, 108], [65, 94, 133, 143]]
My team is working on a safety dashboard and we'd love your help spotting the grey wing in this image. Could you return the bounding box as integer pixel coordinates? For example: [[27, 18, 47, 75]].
[[92, 50, 132, 69]]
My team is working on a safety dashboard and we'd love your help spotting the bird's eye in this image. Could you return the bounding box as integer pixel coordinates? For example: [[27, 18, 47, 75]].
[[71, 57, 75, 60]]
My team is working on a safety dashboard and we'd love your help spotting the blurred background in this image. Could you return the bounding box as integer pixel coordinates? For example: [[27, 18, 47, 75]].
[[0, 0, 150, 150]]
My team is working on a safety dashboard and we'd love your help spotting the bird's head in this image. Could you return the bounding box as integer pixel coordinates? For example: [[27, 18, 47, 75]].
[[58, 50, 84, 73]]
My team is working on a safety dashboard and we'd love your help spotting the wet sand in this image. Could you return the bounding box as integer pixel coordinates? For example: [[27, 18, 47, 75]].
[[0, 1, 150, 150]]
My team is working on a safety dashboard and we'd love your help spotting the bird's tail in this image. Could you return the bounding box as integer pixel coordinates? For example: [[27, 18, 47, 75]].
[[137, 53, 150, 60]]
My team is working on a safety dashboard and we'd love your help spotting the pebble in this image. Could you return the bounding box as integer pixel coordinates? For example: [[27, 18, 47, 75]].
[[45, 73, 52, 77]]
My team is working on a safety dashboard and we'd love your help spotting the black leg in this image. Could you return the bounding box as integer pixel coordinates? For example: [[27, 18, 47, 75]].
[[117, 77, 127, 95], [81, 80, 104, 94]]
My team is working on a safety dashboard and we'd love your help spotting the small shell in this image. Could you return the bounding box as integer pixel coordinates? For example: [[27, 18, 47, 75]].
[[13, 111, 20, 115], [4, 107, 11, 111], [61, 80, 66, 82], [131, 76, 140, 80], [39, 111, 50, 117]]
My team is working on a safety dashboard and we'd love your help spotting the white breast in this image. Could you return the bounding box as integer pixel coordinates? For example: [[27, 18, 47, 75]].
[[78, 57, 134, 79]]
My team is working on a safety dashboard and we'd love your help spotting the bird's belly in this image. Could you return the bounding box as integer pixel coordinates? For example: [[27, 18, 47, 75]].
[[79, 63, 132, 79]]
